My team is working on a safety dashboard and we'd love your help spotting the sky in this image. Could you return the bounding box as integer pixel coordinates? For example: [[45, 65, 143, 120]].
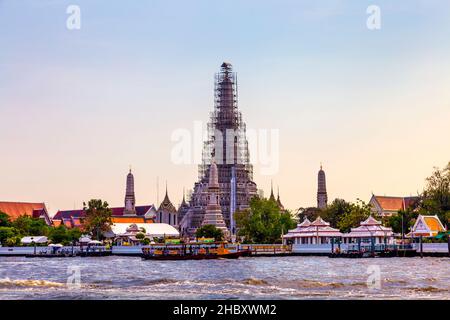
[[1, 0, 450, 216]]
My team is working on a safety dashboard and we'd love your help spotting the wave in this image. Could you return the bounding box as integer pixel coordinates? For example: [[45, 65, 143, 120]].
[[0, 278, 64, 288], [242, 278, 269, 286]]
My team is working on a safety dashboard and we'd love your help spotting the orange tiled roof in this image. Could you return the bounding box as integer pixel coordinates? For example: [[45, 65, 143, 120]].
[[111, 217, 151, 224], [373, 196, 404, 211], [0, 201, 46, 221], [423, 216, 445, 233]]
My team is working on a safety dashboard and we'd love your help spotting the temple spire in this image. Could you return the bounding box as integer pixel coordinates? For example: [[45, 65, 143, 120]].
[[124, 168, 136, 215], [317, 164, 328, 209], [269, 180, 276, 201]]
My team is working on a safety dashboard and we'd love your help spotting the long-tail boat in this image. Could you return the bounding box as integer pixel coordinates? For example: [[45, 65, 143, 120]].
[[141, 241, 251, 260]]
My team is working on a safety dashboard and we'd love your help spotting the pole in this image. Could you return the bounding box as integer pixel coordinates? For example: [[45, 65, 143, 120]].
[[419, 236, 423, 258], [447, 234, 450, 258], [331, 237, 334, 254]]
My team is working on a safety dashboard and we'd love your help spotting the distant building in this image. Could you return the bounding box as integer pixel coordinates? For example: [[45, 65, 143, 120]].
[[155, 186, 178, 227], [407, 215, 446, 238], [317, 165, 328, 209], [52, 205, 156, 229], [0, 201, 51, 225], [269, 182, 285, 212], [369, 195, 419, 217], [52, 169, 156, 228]]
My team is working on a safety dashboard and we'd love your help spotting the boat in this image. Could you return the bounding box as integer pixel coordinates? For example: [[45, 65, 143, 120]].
[[141, 242, 251, 260]]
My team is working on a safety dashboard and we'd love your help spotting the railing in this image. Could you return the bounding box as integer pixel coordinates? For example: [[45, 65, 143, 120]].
[[240, 244, 291, 255]]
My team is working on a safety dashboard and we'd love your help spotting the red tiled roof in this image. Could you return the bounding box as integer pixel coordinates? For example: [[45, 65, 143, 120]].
[[0, 201, 46, 221], [373, 196, 419, 211]]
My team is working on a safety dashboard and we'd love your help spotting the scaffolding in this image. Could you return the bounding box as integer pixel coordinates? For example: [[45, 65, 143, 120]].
[[198, 62, 253, 181]]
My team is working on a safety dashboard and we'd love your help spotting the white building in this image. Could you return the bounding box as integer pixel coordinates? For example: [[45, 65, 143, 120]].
[[283, 217, 342, 245], [343, 216, 394, 244]]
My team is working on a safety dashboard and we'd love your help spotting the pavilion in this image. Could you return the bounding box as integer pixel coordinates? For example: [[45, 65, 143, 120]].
[[407, 214, 446, 238], [283, 216, 342, 245], [343, 216, 394, 244]]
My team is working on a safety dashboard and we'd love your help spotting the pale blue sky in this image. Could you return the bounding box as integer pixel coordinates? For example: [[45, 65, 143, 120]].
[[1, 1, 450, 214]]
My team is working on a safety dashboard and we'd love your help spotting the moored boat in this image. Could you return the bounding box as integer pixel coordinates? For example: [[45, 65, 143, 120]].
[[141, 242, 251, 260]]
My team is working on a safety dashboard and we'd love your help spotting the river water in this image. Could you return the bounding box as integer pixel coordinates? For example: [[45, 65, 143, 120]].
[[0, 256, 448, 299]]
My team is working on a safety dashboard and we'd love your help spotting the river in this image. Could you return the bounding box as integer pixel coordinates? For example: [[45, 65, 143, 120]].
[[0, 256, 448, 299]]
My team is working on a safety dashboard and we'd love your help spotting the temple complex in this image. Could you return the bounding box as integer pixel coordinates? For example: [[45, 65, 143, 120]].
[[179, 62, 258, 238]]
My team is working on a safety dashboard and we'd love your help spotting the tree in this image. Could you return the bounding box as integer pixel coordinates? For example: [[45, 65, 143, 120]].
[[67, 228, 82, 244], [321, 199, 352, 228], [0, 211, 11, 227], [387, 208, 417, 235], [296, 207, 321, 222], [337, 199, 371, 233], [48, 226, 69, 244], [135, 232, 145, 240], [419, 162, 450, 228], [83, 199, 113, 240], [12, 215, 50, 236], [196, 225, 224, 241], [235, 197, 296, 244], [0, 227, 18, 245]]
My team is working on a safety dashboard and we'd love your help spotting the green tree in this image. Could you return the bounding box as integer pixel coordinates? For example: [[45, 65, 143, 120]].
[[67, 228, 82, 244], [48, 226, 69, 244], [0, 227, 19, 245], [135, 232, 145, 240], [0, 211, 11, 227], [337, 199, 371, 233], [12, 215, 50, 236], [83, 199, 113, 240], [321, 199, 352, 228], [235, 197, 296, 244], [386, 208, 417, 235], [419, 162, 450, 227], [195, 225, 224, 241]]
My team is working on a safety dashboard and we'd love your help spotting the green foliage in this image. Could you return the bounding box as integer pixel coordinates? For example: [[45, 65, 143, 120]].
[[235, 197, 296, 244], [5, 236, 21, 247], [135, 232, 145, 240], [337, 199, 372, 233], [0, 211, 11, 227], [48, 226, 82, 245], [419, 162, 450, 227], [195, 224, 224, 241], [83, 199, 113, 240], [142, 238, 151, 245], [12, 215, 50, 236], [321, 199, 352, 228], [386, 209, 417, 235], [0, 227, 19, 245]]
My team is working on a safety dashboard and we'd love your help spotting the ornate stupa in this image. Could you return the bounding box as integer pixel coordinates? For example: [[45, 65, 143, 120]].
[[201, 160, 228, 235]]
